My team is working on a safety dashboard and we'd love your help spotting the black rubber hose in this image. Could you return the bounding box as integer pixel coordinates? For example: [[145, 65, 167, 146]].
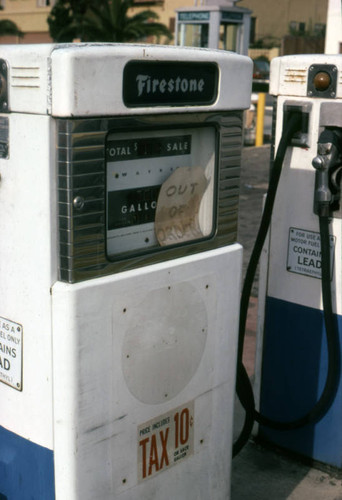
[[233, 361, 255, 456], [237, 113, 302, 366], [233, 112, 302, 457], [233, 115, 341, 456]]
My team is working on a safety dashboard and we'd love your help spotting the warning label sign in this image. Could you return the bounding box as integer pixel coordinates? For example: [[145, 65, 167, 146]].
[[287, 227, 335, 279], [138, 401, 194, 482], [0, 316, 22, 390]]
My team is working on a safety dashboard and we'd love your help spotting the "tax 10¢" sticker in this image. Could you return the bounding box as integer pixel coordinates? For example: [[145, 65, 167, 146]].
[[138, 401, 194, 482]]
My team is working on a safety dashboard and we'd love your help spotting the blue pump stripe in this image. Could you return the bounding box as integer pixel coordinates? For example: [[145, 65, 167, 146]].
[[0, 425, 55, 500], [259, 296, 342, 468]]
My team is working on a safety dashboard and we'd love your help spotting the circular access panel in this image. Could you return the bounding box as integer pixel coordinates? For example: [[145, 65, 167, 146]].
[[122, 281, 208, 404]]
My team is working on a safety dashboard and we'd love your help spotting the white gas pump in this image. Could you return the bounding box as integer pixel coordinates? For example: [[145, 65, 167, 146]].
[[0, 44, 252, 499], [247, 55, 342, 468]]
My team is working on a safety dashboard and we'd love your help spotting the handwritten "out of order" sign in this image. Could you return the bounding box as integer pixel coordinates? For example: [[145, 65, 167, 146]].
[[154, 166, 209, 246]]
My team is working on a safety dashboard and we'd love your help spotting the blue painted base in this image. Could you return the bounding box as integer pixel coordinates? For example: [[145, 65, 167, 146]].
[[0, 425, 55, 500], [259, 297, 342, 468]]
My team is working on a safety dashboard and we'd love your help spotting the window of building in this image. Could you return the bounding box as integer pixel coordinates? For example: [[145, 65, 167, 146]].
[[314, 23, 326, 37], [289, 21, 306, 35], [289, 21, 297, 33], [37, 0, 55, 7], [298, 22, 306, 33]]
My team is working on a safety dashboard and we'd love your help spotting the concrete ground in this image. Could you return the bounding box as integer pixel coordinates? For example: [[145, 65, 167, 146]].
[[232, 144, 342, 499], [232, 442, 342, 500]]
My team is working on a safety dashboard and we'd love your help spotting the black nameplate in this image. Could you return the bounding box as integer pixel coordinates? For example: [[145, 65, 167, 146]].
[[123, 61, 218, 107]]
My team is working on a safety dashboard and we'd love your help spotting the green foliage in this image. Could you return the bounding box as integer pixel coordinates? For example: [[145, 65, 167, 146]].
[[0, 19, 23, 38], [48, 0, 102, 42], [250, 36, 280, 49], [48, 4, 75, 42], [48, 0, 172, 43]]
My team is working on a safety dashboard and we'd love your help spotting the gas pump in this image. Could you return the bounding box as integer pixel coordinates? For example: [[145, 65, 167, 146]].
[[237, 54, 342, 468], [0, 44, 252, 499]]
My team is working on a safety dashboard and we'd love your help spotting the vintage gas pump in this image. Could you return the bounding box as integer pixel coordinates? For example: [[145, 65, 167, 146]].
[[0, 44, 252, 499], [250, 55, 342, 468]]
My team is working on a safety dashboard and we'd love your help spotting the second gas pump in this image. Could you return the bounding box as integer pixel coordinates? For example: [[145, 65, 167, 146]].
[[236, 54, 342, 469]]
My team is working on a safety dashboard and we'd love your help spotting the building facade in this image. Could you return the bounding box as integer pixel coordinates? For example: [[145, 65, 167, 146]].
[[0, 0, 53, 43], [0, 0, 331, 50], [238, 0, 328, 45]]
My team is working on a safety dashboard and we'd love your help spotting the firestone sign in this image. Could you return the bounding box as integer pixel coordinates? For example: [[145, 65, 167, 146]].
[[135, 74, 205, 97], [123, 61, 218, 107]]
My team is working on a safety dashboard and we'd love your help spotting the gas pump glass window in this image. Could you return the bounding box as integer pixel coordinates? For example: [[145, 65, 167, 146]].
[[106, 126, 216, 259], [178, 23, 209, 48]]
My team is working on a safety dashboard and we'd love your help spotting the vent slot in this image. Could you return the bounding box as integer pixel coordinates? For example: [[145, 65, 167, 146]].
[[11, 66, 40, 88], [283, 68, 307, 84]]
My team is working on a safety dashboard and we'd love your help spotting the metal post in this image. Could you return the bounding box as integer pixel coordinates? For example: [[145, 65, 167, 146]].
[[255, 93, 266, 147]]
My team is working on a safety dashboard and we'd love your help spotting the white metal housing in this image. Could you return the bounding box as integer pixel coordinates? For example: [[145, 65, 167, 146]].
[[0, 44, 251, 499]]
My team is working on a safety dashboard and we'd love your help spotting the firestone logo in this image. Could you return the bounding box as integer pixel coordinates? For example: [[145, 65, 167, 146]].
[[136, 74, 205, 97]]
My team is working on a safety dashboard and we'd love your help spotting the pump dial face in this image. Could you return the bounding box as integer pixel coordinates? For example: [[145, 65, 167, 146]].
[[106, 126, 217, 259]]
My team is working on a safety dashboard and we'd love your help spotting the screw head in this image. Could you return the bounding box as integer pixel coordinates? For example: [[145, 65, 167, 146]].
[[73, 196, 85, 210]]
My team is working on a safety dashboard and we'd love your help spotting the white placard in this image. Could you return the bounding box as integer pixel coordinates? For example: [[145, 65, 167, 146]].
[[0, 316, 23, 390], [287, 227, 335, 279]]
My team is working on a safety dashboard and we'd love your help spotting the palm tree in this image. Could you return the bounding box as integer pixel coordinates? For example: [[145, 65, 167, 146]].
[[48, 0, 172, 44], [48, 0, 96, 43], [81, 0, 172, 43]]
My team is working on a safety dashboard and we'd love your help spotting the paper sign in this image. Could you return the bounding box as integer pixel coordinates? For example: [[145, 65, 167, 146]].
[[0, 316, 23, 390], [155, 166, 208, 246]]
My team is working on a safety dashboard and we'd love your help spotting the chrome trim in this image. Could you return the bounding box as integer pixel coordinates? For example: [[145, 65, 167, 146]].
[[57, 111, 243, 282]]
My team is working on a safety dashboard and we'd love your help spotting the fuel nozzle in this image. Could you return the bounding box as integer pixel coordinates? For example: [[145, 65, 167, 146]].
[[312, 128, 342, 216]]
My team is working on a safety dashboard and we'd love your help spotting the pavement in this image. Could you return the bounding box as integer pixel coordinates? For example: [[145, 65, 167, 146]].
[[232, 144, 342, 499]]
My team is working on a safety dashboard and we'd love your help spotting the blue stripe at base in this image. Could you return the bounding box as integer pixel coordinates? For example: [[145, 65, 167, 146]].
[[0, 425, 55, 500], [259, 296, 342, 468]]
